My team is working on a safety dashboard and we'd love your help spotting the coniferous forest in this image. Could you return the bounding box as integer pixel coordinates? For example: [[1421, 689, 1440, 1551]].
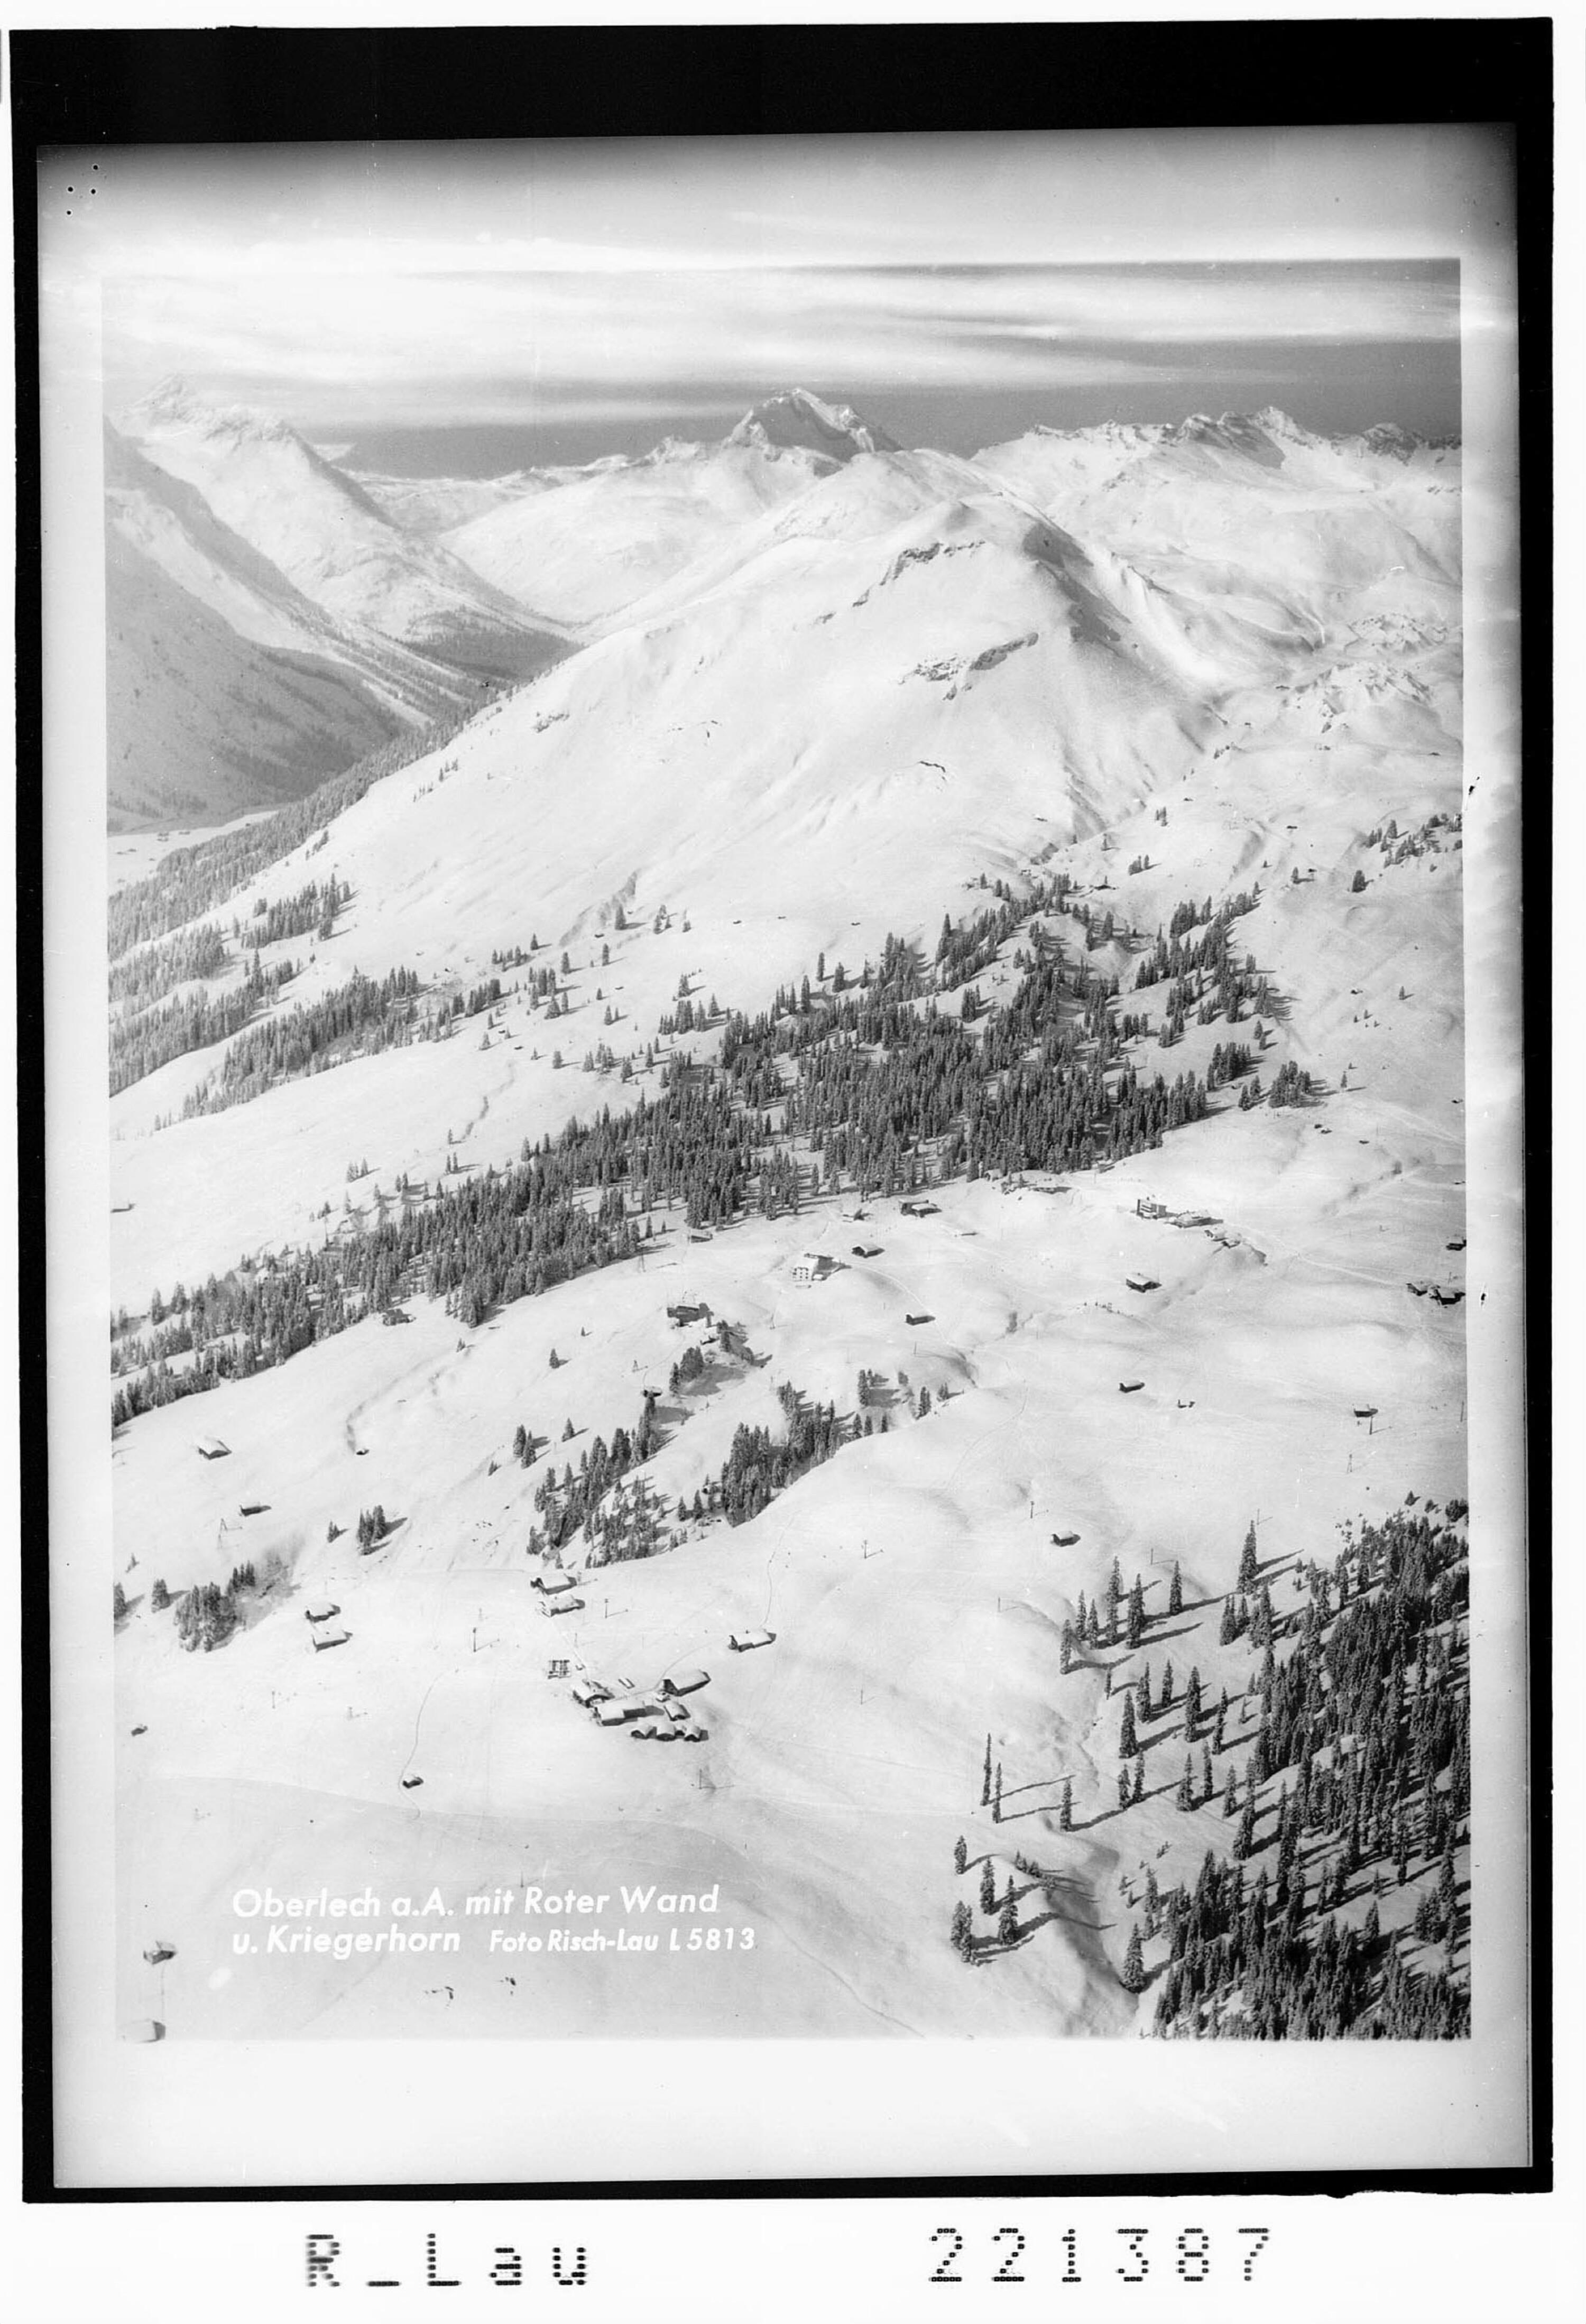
[[109, 870, 1301, 1430], [1137, 1505, 1471, 2039], [107, 705, 480, 960], [1084, 1505, 1469, 2039], [950, 1505, 1470, 2040]]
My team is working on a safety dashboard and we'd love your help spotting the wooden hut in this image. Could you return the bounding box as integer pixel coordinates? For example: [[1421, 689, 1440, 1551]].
[[661, 1668, 710, 1698]]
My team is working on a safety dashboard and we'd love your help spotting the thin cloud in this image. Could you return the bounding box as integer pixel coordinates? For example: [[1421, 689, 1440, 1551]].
[[102, 256, 1459, 430]]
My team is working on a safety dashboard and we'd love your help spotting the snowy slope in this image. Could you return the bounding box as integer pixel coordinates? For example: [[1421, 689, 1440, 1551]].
[[345, 467, 545, 537], [107, 399, 1461, 1284], [105, 530, 405, 831], [974, 407, 1461, 618], [119, 379, 568, 679], [441, 432, 832, 630], [107, 394, 1470, 2047], [103, 421, 508, 828]]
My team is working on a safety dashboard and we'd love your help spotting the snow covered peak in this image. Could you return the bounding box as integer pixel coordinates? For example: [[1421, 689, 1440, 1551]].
[[1165, 411, 1285, 468], [122, 374, 300, 450], [1246, 405, 1321, 447], [727, 389, 899, 465]]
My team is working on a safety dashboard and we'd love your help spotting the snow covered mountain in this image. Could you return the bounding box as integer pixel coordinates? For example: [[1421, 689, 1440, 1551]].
[[440, 393, 907, 633], [104, 421, 492, 828], [105, 390, 1474, 2055], [975, 405, 1461, 625], [726, 385, 901, 462], [105, 388, 574, 826], [440, 426, 841, 631], [118, 379, 567, 678]]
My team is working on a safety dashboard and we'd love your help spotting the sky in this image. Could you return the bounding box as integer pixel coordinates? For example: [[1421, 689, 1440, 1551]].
[[41, 126, 1508, 465]]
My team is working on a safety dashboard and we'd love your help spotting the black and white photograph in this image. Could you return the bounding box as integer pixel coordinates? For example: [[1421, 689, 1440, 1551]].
[[23, 19, 1556, 2234]]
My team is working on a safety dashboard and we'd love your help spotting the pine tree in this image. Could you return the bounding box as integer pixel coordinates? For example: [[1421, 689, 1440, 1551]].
[[1105, 1556, 1123, 1640], [1059, 1779, 1073, 1830], [1127, 1576, 1145, 1647], [1121, 1922, 1147, 1991], [993, 1764, 1003, 1823], [980, 1860, 997, 1914], [1235, 1794, 1257, 1860], [1437, 1838, 1458, 1938], [981, 1734, 992, 1807], [1119, 1766, 1131, 1810], [1119, 1694, 1138, 1757], [1223, 1764, 1240, 1817], [1184, 1666, 1202, 1737], [998, 1895, 1019, 1945], [1132, 1755, 1145, 1804], [954, 1834, 968, 1875], [113, 1581, 128, 1621], [1177, 1753, 1196, 1810], [563, 1416, 575, 1441], [150, 1578, 170, 1612], [951, 1901, 973, 1959], [1239, 1521, 1259, 1593], [1168, 1559, 1183, 1616], [1201, 1744, 1215, 1805]]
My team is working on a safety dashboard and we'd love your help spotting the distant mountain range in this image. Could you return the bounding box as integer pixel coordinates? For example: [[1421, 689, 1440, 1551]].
[[105, 379, 1457, 831]]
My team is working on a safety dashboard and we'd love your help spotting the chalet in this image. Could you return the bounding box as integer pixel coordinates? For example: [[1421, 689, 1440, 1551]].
[[791, 1252, 839, 1286], [598, 1691, 665, 1724], [1125, 1275, 1160, 1293], [195, 1436, 230, 1460], [1050, 1532, 1080, 1548], [571, 1677, 611, 1707], [311, 1629, 352, 1652], [661, 1668, 710, 1698], [900, 1199, 939, 1218], [1119, 1380, 1145, 1394], [531, 1570, 580, 1594], [303, 1600, 340, 1624], [540, 1594, 585, 1618], [728, 1628, 776, 1653]]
